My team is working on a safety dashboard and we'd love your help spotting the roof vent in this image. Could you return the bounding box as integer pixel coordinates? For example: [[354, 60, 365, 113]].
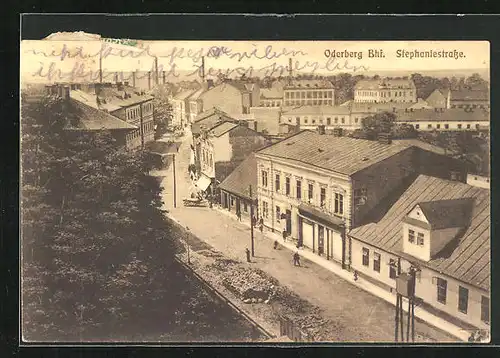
[[286, 141, 295, 146], [362, 157, 369, 161], [318, 148, 324, 153]]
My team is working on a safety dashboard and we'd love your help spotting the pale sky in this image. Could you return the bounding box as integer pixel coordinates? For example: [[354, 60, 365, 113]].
[[21, 40, 490, 84]]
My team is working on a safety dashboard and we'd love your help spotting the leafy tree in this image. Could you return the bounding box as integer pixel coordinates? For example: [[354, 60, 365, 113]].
[[392, 123, 418, 139], [21, 95, 178, 341], [465, 73, 487, 88], [151, 85, 173, 139], [361, 111, 396, 137]]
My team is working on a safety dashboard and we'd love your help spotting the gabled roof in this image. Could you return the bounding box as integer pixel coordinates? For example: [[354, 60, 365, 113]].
[[191, 107, 238, 135], [174, 88, 197, 100], [450, 89, 489, 102], [218, 153, 257, 200], [210, 121, 240, 137], [349, 174, 490, 291], [256, 130, 412, 176], [395, 108, 490, 123], [64, 99, 137, 131], [415, 198, 475, 230]]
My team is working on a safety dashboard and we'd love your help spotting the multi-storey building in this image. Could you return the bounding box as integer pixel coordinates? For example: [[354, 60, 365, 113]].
[[191, 108, 269, 199], [354, 78, 417, 104], [283, 80, 334, 107], [199, 80, 260, 115], [396, 108, 490, 132], [259, 88, 284, 107], [51, 82, 155, 150], [426, 87, 490, 110], [280, 105, 359, 130], [254, 130, 466, 266], [171, 88, 197, 128], [349, 174, 490, 331]]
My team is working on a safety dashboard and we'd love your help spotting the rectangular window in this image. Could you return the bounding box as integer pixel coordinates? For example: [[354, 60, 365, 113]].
[[326, 117, 331, 125], [373, 252, 381, 273], [263, 201, 269, 219], [276, 206, 281, 221], [408, 229, 415, 243], [308, 183, 314, 201], [285, 177, 291, 196], [458, 286, 469, 314], [415, 124, 420, 129], [334, 192, 344, 215], [320, 188, 326, 207], [467, 124, 471, 129], [389, 261, 397, 279], [481, 296, 490, 324], [275, 174, 280, 192], [428, 124, 432, 129], [437, 277, 447, 304], [296, 180, 302, 200], [362, 248, 369, 266], [417, 232, 424, 246], [261, 170, 268, 187], [458, 124, 462, 129], [444, 124, 449, 129]]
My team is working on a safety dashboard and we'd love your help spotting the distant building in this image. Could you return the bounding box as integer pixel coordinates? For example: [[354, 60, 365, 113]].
[[199, 80, 260, 115], [349, 174, 490, 330], [427, 87, 490, 110], [254, 130, 466, 264], [280, 105, 358, 131], [218, 153, 258, 219], [191, 109, 269, 198], [171, 88, 198, 128], [395, 108, 490, 132], [354, 78, 417, 104], [49, 82, 155, 150], [283, 80, 334, 107], [259, 88, 284, 107], [249, 107, 282, 135]]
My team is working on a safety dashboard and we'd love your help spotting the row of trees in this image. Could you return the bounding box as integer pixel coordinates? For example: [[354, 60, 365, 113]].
[[21, 95, 182, 340]]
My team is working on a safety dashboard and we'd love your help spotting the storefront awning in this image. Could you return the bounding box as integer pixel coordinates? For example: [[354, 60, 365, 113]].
[[195, 175, 212, 192], [298, 203, 345, 230]]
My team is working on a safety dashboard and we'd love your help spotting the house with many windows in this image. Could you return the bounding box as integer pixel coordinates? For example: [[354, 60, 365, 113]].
[[283, 80, 334, 107], [354, 78, 417, 104], [50, 82, 155, 150], [395, 108, 490, 132], [280, 105, 359, 131], [349, 174, 490, 330], [254, 130, 466, 267]]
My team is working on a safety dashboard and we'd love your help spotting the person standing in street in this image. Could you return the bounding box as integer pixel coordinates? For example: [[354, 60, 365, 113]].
[[259, 216, 264, 233], [282, 229, 287, 242], [245, 248, 251, 263], [293, 251, 301, 267], [236, 208, 242, 221]]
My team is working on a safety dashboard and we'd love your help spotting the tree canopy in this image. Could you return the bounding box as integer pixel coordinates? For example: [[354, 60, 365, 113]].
[[21, 95, 178, 341]]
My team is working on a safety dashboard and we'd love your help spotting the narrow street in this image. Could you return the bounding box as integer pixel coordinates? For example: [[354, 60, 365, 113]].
[[153, 129, 458, 342]]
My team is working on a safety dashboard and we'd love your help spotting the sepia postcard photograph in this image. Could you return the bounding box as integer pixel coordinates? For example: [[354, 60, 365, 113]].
[[19, 18, 491, 344]]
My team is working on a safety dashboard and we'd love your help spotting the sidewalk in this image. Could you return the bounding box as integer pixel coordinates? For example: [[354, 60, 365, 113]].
[[204, 206, 470, 342], [167, 206, 462, 342]]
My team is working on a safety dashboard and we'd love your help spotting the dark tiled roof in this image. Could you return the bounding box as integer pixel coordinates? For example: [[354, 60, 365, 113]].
[[256, 130, 412, 176], [395, 108, 490, 123], [192, 108, 237, 134], [451, 89, 489, 102], [64, 99, 137, 131], [349, 174, 490, 291], [218, 153, 257, 200], [418, 198, 475, 230]]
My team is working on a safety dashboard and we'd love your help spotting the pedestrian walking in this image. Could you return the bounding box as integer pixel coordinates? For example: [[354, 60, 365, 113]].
[[293, 251, 301, 266], [245, 248, 251, 263], [259, 217, 264, 233], [252, 215, 257, 227], [273, 240, 279, 250], [282, 229, 287, 242], [236, 208, 242, 221]]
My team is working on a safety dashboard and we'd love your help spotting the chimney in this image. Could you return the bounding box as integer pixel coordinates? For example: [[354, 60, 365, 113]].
[[317, 125, 326, 135], [288, 58, 293, 78], [378, 132, 392, 144], [132, 71, 136, 88], [253, 121, 258, 131], [163, 70, 166, 84], [201, 56, 206, 83], [148, 71, 151, 90], [62, 86, 70, 100]]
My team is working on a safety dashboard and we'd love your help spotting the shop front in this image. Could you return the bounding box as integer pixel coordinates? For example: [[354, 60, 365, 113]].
[[298, 203, 347, 268]]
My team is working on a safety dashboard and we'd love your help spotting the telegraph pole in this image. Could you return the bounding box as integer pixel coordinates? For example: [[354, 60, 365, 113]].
[[249, 185, 255, 257]]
